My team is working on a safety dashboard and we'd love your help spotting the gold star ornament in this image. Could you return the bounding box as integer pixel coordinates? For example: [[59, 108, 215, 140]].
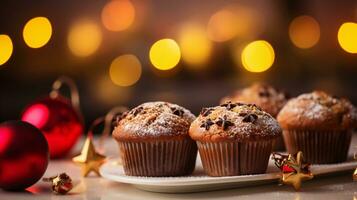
[[272, 151, 313, 190], [73, 136, 106, 177]]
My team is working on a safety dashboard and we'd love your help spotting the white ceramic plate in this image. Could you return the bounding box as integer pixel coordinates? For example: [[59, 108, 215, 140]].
[[100, 156, 357, 193]]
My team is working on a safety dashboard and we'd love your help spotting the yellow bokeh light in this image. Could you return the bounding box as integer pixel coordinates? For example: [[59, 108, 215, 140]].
[[68, 20, 102, 57], [109, 54, 142, 86], [207, 9, 237, 42], [289, 15, 320, 49], [23, 17, 52, 48], [149, 38, 181, 70], [179, 24, 212, 67], [101, 0, 135, 32], [241, 40, 275, 73], [338, 22, 357, 53], [0, 35, 13, 65]]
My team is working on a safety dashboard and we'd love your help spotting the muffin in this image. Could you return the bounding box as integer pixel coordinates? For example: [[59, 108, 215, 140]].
[[189, 102, 281, 176], [113, 101, 197, 176], [277, 91, 357, 164], [221, 83, 289, 150]]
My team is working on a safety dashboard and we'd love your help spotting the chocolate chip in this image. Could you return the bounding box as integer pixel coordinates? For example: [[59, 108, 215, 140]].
[[174, 109, 184, 117], [239, 112, 247, 117], [224, 122, 234, 130], [246, 103, 262, 111], [171, 107, 184, 117], [200, 119, 214, 130], [112, 111, 128, 126], [215, 115, 234, 130], [220, 102, 237, 110], [220, 102, 230, 107], [258, 90, 270, 97], [131, 106, 143, 116], [215, 119, 222, 126], [242, 113, 258, 123], [200, 108, 213, 117]]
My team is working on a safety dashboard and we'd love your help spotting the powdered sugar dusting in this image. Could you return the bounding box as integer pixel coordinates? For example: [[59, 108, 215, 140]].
[[287, 99, 325, 120], [191, 103, 282, 140], [306, 102, 325, 119], [116, 101, 195, 137], [278, 91, 357, 129]]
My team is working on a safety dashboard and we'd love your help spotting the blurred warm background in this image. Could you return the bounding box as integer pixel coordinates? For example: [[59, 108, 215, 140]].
[[1, 0, 357, 126]]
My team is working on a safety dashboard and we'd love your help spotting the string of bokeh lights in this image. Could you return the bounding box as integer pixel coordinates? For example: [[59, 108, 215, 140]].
[[0, 0, 357, 87]]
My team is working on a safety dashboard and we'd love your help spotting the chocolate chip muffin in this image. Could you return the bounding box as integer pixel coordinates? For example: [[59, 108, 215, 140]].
[[277, 91, 357, 164], [220, 83, 289, 150], [113, 101, 197, 176], [189, 102, 281, 176]]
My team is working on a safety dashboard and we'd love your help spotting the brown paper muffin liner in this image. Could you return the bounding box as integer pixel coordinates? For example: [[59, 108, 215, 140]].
[[283, 130, 352, 164], [273, 136, 285, 151], [118, 139, 197, 176], [197, 140, 274, 176]]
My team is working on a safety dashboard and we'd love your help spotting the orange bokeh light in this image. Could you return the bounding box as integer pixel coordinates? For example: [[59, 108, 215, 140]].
[[101, 0, 135, 32], [207, 10, 237, 42], [289, 15, 320, 49]]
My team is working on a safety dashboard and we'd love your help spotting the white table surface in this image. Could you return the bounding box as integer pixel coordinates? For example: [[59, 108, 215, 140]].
[[1, 135, 357, 200]]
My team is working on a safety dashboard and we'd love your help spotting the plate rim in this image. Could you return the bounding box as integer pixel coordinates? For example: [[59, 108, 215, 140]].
[[100, 159, 357, 187], [100, 160, 282, 186]]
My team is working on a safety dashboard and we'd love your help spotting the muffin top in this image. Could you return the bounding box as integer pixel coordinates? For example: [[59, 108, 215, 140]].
[[113, 101, 195, 141], [189, 102, 282, 142], [277, 91, 357, 131], [220, 83, 289, 117]]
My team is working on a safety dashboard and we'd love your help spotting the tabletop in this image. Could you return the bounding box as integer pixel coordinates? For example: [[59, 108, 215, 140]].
[[1, 135, 357, 200]]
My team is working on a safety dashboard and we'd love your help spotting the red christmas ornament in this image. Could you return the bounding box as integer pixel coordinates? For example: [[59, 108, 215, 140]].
[[0, 121, 49, 190], [21, 77, 84, 159]]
